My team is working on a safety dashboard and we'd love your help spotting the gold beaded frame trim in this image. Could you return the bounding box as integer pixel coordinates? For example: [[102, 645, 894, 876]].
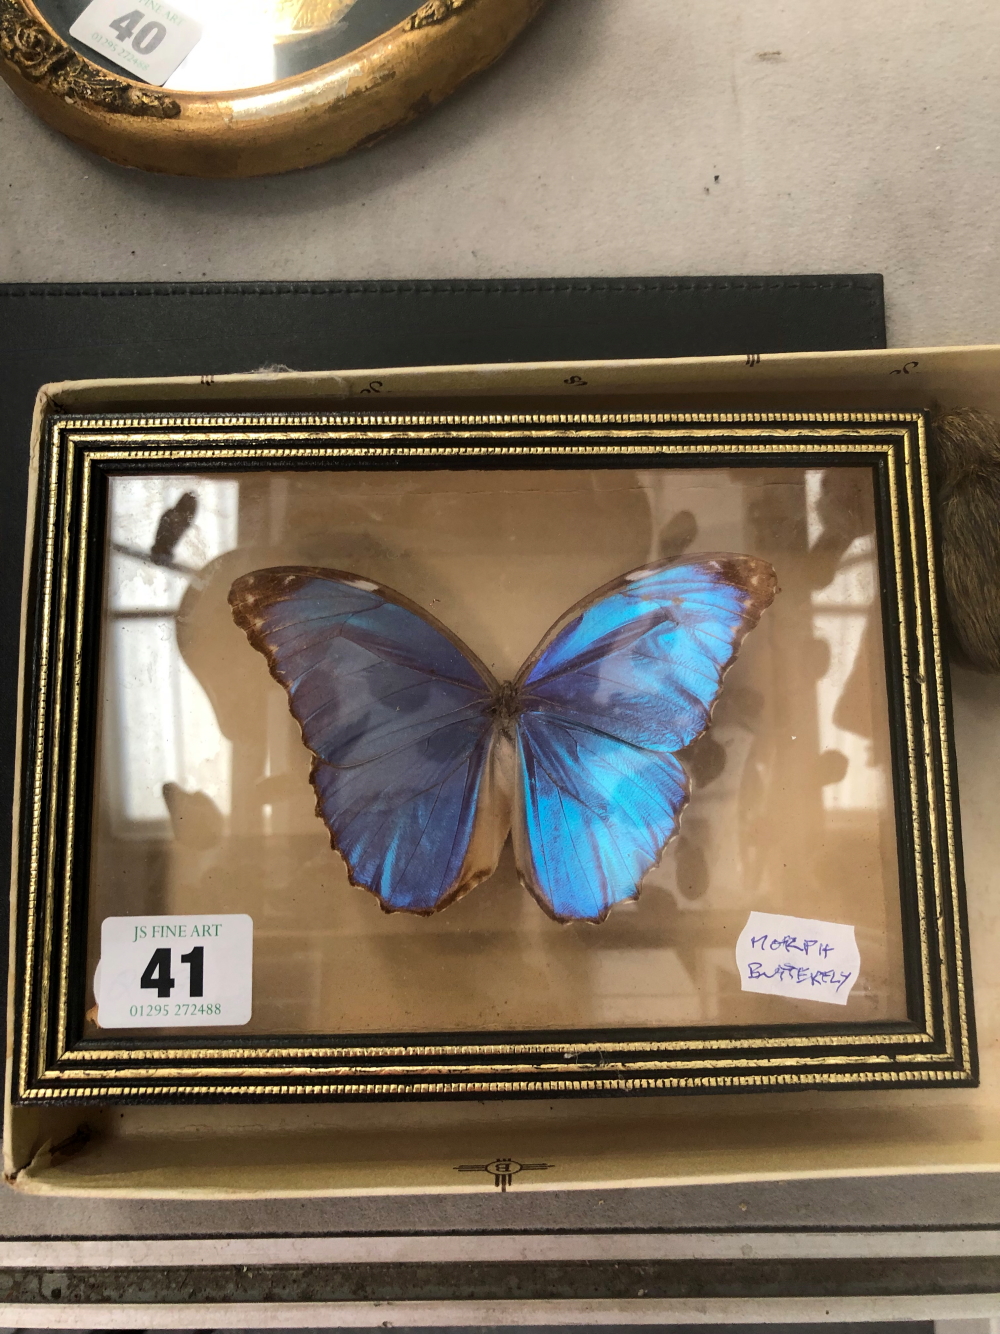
[[10, 410, 975, 1104]]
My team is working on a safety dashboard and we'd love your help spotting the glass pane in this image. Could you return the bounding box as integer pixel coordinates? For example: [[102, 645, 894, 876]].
[[86, 464, 906, 1037], [37, 0, 420, 91]]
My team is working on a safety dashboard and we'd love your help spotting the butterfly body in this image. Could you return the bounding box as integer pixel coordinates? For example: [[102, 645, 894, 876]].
[[230, 555, 776, 923], [489, 678, 523, 736]]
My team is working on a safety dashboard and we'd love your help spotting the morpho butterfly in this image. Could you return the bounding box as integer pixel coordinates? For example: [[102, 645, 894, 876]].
[[229, 555, 776, 923]]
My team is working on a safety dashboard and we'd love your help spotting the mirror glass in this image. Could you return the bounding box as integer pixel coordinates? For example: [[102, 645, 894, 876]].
[[34, 0, 420, 91]]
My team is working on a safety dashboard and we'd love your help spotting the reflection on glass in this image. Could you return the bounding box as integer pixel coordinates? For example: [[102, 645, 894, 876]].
[[104, 477, 238, 831], [39, 0, 423, 91], [89, 466, 907, 1037]]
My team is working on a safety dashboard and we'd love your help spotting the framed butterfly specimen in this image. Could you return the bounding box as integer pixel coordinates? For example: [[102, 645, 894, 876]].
[[10, 409, 975, 1103]]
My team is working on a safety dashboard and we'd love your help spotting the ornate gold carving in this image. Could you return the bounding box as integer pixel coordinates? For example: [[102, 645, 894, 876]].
[[0, 0, 543, 175], [0, 0, 180, 118], [407, 0, 477, 31]]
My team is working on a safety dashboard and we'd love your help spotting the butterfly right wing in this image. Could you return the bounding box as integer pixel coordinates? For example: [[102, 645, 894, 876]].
[[511, 555, 777, 922], [513, 710, 689, 923], [229, 567, 507, 914]]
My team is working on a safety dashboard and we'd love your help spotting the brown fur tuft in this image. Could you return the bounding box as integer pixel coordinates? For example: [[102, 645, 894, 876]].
[[929, 409, 1000, 673]]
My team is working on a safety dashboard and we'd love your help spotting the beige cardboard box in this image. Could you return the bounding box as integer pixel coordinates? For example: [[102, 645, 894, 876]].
[[7, 344, 1000, 1198]]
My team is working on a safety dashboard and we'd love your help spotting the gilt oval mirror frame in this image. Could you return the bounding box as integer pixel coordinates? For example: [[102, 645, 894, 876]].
[[0, 0, 545, 177]]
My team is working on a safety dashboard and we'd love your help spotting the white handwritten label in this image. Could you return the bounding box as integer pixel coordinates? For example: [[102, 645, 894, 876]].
[[736, 911, 860, 1006], [70, 0, 201, 87], [96, 914, 252, 1028]]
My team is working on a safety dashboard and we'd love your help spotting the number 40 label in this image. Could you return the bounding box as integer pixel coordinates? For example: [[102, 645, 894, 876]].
[[96, 915, 252, 1028], [70, 0, 202, 87]]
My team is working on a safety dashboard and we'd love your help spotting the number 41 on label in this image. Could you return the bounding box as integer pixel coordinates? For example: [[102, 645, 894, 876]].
[[96, 914, 252, 1028], [141, 945, 203, 998]]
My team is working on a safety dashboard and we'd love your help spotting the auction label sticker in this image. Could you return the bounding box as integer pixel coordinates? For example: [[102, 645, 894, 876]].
[[96, 914, 252, 1028], [70, 0, 202, 87], [736, 911, 860, 1006]]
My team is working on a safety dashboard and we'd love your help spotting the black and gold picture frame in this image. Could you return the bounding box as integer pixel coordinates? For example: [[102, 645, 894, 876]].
[[0, 0, 544, 176], [10, 409, 975, 1103]]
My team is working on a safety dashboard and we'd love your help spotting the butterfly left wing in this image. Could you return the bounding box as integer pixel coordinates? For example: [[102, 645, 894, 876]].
[[229, 567, 507, 914], [511, 555, 777, 922]]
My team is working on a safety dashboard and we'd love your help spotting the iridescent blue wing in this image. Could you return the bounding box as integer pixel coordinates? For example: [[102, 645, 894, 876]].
[[512, 713, 690, 923], [511, 555, 777, 922], [229, 567, 506, 914]]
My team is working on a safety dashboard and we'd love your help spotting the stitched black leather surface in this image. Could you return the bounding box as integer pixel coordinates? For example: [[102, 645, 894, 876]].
[[0, 276, 884, 386], [0, 274, 884, 1061]]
